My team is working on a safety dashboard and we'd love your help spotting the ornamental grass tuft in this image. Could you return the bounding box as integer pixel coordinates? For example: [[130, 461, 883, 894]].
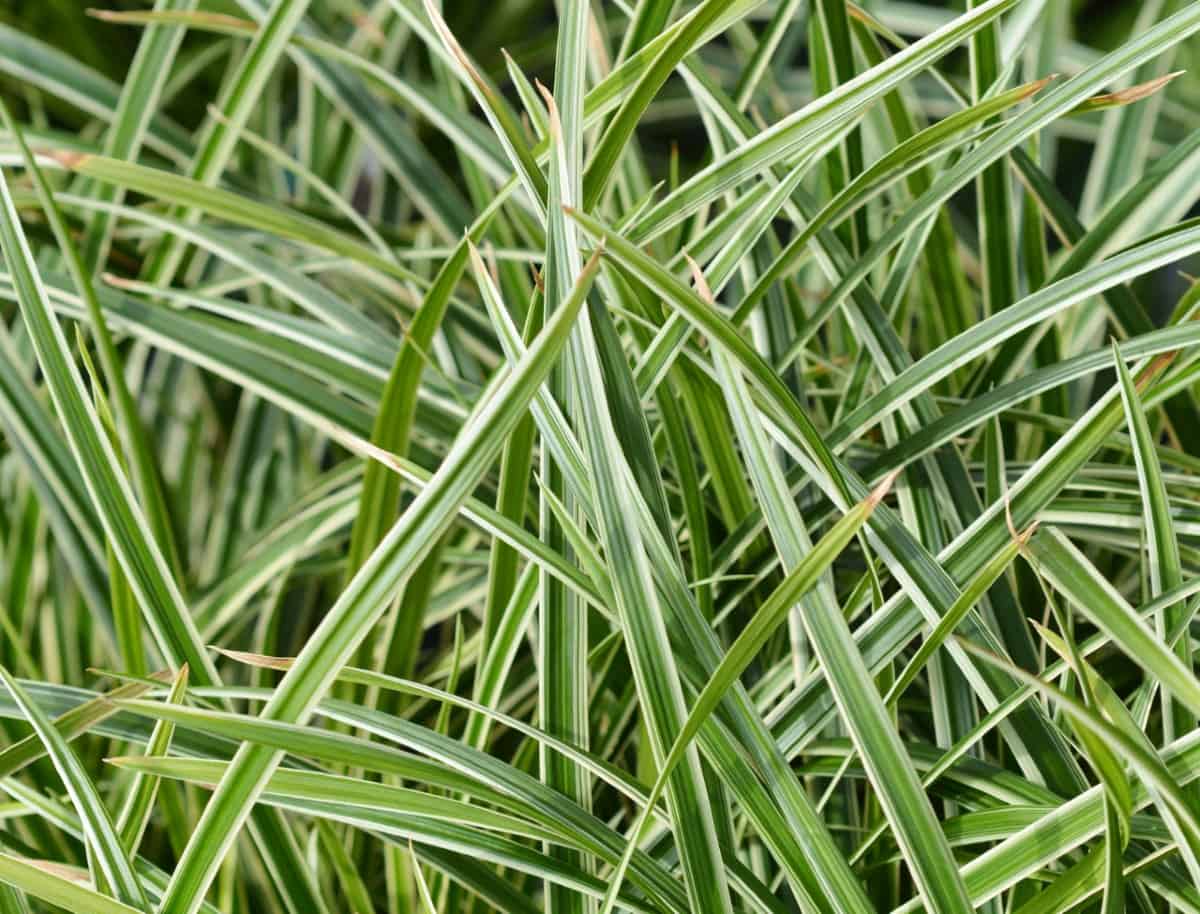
[[0, 1, 1198, 912]]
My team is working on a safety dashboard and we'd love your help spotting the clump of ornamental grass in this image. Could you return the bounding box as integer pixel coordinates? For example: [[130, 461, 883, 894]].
[[0, 1, 1198, 913]]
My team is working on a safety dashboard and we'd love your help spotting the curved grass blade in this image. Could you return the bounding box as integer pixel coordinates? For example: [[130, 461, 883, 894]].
[[140, 0, 315, 285], [0, 854, 142, 914], [599, 470, 891, 913], [628, 0, 1021, 242], [1113, 341, 1191, 741], [0, 667, 147, 910], [0, 102, 219, 686], [115, 665, 189, 855], [78, 0, 198, 273], [8, 111, 185, 592], [154, 247, 601, 914]]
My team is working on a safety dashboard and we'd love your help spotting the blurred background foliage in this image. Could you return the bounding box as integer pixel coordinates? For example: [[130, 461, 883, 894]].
[[5, 1, 1198, 151], [1, 1, 1197, 412], [10, 0, 1194, 332]]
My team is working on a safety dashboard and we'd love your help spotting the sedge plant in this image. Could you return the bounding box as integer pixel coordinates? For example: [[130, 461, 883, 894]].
[[0, 1, 1198, 913]]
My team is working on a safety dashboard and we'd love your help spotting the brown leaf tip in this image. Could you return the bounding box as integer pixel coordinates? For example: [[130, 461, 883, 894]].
[[685, 255, 714, 304], [867, 468, 901, 509], [20, 858, 88, 883], [212, 646, 294, 670], [1023, 73, 1061, 98], [1094, 70, 1185, 107], [534, 79, 562, 138], [100, 272, 134, 289], [350, 11, 387, 46], [45, 150, 88, 170], [1136, 350, 1178, 389]]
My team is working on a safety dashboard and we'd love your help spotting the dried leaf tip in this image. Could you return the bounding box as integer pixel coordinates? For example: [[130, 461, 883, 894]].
[[685, 255, 713, 304], [424, 0, 490, 96], [21, 858, 89, 883], [582, 240, 606, 274], [846, 2, 873, 25], [1126, 70, 1185, 99], [212, 646, 294, 670], [1023, 74, 1061, 98], [534, 79, 562, 137], [867, 468, 901, 509], [1003, 486, 1020, 545], [1136, 350, 1178, 389], [45, 150, 88, 170], [1089, 71, 1185, 107], [350, 11, 386, 46], [100, 272, 134, 289]]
